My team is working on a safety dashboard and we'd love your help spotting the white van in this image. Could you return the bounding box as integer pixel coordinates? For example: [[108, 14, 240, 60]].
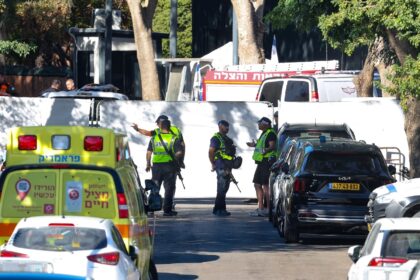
[[256, 73, 359, 106]]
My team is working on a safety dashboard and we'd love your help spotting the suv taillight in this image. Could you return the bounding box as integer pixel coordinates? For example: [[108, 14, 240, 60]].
[[294, 178, 307, 193], [311, 91, 319, 102], [117, 193, 129, 218], [368, 257, 408, 267]]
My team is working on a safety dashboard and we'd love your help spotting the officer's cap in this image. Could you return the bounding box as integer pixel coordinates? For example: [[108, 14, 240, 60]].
[[218, 120, 229, 127], [257, 117, 272, 126], [155, 115, 169, 123]]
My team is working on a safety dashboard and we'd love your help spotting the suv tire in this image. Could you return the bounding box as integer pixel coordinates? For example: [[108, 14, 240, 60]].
[[284, 214, 299, 243]]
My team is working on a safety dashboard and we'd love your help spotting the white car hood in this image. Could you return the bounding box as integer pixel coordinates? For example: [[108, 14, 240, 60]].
[[373, 178, 420, 199]]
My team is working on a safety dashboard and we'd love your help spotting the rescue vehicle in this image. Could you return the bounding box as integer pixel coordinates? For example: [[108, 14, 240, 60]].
[[0, 125, 161, 280]]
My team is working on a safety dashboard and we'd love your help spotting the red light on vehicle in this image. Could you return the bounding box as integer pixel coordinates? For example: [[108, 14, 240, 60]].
[[18, 135, 37, 150], [0, 250, 29, 258], [117, 193, 129, 218], [48, 223, 74, 227], [84, 136, 103, 151], [87, 252, 119, 265], [116, 148, 121, 161], [311, 91, 319, 102], [368, 257, 408, 267], [49, 164, 70, 169], [293, 178, 306, 193]]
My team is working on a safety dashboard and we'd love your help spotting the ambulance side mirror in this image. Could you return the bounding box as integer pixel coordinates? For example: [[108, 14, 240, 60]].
[[145, 179, 162, 212]]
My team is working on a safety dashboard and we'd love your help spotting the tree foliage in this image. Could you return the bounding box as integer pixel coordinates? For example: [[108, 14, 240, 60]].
[[153, 0, 192, 58]]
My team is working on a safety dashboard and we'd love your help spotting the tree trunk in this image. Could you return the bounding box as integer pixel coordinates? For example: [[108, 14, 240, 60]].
[[231, 0, 265, 64], [127, 0, 161, 100], [354, 36, 394, 97], [404, 97, 420, 178]]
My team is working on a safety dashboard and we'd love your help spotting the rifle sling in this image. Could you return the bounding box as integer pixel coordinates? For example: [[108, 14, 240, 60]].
[[157, 133, 179, 168]]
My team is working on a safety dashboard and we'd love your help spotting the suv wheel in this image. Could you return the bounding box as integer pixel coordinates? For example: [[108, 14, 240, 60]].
[[284, 214, 299, 243], [276, 208, 284, 238]]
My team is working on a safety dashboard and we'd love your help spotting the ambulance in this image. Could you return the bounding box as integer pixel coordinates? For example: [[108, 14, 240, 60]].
[[0, 125, 161, 280]]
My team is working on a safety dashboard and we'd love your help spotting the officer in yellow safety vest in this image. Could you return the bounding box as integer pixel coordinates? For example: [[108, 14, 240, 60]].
[[208, 120, 237, 217], [146, 119, 184, 217], [132, 114, 185, 168], [246, 117, 277, 217]]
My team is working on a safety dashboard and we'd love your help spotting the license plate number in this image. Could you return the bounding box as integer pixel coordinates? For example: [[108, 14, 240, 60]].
[[331, 183, 360, 191]]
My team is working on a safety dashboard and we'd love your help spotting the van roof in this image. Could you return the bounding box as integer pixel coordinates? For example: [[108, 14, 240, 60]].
[[6, 126, 126, 168]]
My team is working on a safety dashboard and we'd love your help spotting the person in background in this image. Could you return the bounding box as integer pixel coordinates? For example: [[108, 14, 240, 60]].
[[0, 74, 16, 96], [246, 117, 277, 217], [273, 111, 279, 132], [41, 79, 61, 97], [146, 119, 183, 216], [208, 120, 236, 217], [65, 78, 76, 91]]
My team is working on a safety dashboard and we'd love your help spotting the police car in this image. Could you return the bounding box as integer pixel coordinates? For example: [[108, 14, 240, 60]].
[[366, 178, 420, 226]]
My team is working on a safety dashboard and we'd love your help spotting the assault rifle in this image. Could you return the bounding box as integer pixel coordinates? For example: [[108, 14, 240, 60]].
[[157, 134, 186, 189], [229, 171, 241, 193]]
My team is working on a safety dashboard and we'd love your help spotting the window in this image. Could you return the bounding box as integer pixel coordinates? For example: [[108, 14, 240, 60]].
[[384, 231, 420, 258], [260, 81, 283, 106], [304, 152, 383, 175], [284, 81, 309, 102], [360, 223, 381, 256], [13, 227, 107, 251]]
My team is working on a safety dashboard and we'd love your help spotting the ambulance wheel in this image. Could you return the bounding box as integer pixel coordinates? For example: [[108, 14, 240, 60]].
[[148, 259, 158, 280]]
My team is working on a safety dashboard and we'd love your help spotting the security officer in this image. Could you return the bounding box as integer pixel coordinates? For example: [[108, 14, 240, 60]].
[[208, 120, 236, 217], [246, 117, 277, 217], [0, 74, 15, 96], [146, 119, 184, 216], [132, 114, 185, 168]]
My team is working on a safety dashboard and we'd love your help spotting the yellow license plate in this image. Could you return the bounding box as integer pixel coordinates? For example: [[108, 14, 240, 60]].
[[331, 183, 360, 191]]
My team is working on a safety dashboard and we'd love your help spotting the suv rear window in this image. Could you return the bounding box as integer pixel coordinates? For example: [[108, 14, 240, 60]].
[[384, 232, 420, 258], [13, 227, 107, 251], [304, 152, 384, 175], [284, 130, 352, 139], [284, 81, 309, 102]]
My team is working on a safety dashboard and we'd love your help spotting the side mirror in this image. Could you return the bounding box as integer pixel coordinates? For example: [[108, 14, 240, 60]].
[[145, 179, 162, 212], [348, 245, 362, 263], [281, 162, 290, 174], [129, 245, 139, 263], [388, 165, 396, 176]]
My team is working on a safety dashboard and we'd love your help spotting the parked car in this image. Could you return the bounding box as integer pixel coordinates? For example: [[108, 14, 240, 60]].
[[0, 216, 140, 280], [268, 122, 356, 222], [366, 178, 420, 228], [273, 137, 396, 243], [348, 218, 420, 280]]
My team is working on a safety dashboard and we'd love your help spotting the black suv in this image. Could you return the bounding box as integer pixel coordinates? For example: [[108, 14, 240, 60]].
[[268, 123, 356, 222], [274, 138, 395, 243]]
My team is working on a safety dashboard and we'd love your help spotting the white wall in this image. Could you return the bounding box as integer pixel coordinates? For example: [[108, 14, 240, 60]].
[[0, 97, 409, 198]]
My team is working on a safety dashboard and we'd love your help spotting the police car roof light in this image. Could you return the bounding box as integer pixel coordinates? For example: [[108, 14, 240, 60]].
[[18, 135, 37, 150], [84, 136, 103, 151]]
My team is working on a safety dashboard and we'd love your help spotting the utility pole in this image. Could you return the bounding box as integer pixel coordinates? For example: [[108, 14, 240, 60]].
[[232, 7, 238, 65], [170, 0, 177, 58], [98, 0, 113, 84]]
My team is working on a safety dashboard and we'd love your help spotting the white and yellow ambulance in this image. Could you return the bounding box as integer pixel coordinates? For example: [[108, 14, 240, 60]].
[[0, 125, 160, 280]]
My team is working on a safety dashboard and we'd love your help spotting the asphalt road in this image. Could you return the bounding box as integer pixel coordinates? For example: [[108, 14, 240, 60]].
[[152, 198, 365, 280]]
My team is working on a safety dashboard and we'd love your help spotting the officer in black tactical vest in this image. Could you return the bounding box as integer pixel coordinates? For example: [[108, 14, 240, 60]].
[[208, 120, 237, 217]]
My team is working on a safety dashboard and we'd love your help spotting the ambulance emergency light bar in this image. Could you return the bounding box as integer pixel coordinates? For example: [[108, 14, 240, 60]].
[[18, 135, 104, 152]]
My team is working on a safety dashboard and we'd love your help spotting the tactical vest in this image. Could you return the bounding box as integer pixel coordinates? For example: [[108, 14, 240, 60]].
[[252, 128, 277, 162], [214, 132, 234, 161], [151, 133, 177, 163], [154, 125, 181, 137]]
